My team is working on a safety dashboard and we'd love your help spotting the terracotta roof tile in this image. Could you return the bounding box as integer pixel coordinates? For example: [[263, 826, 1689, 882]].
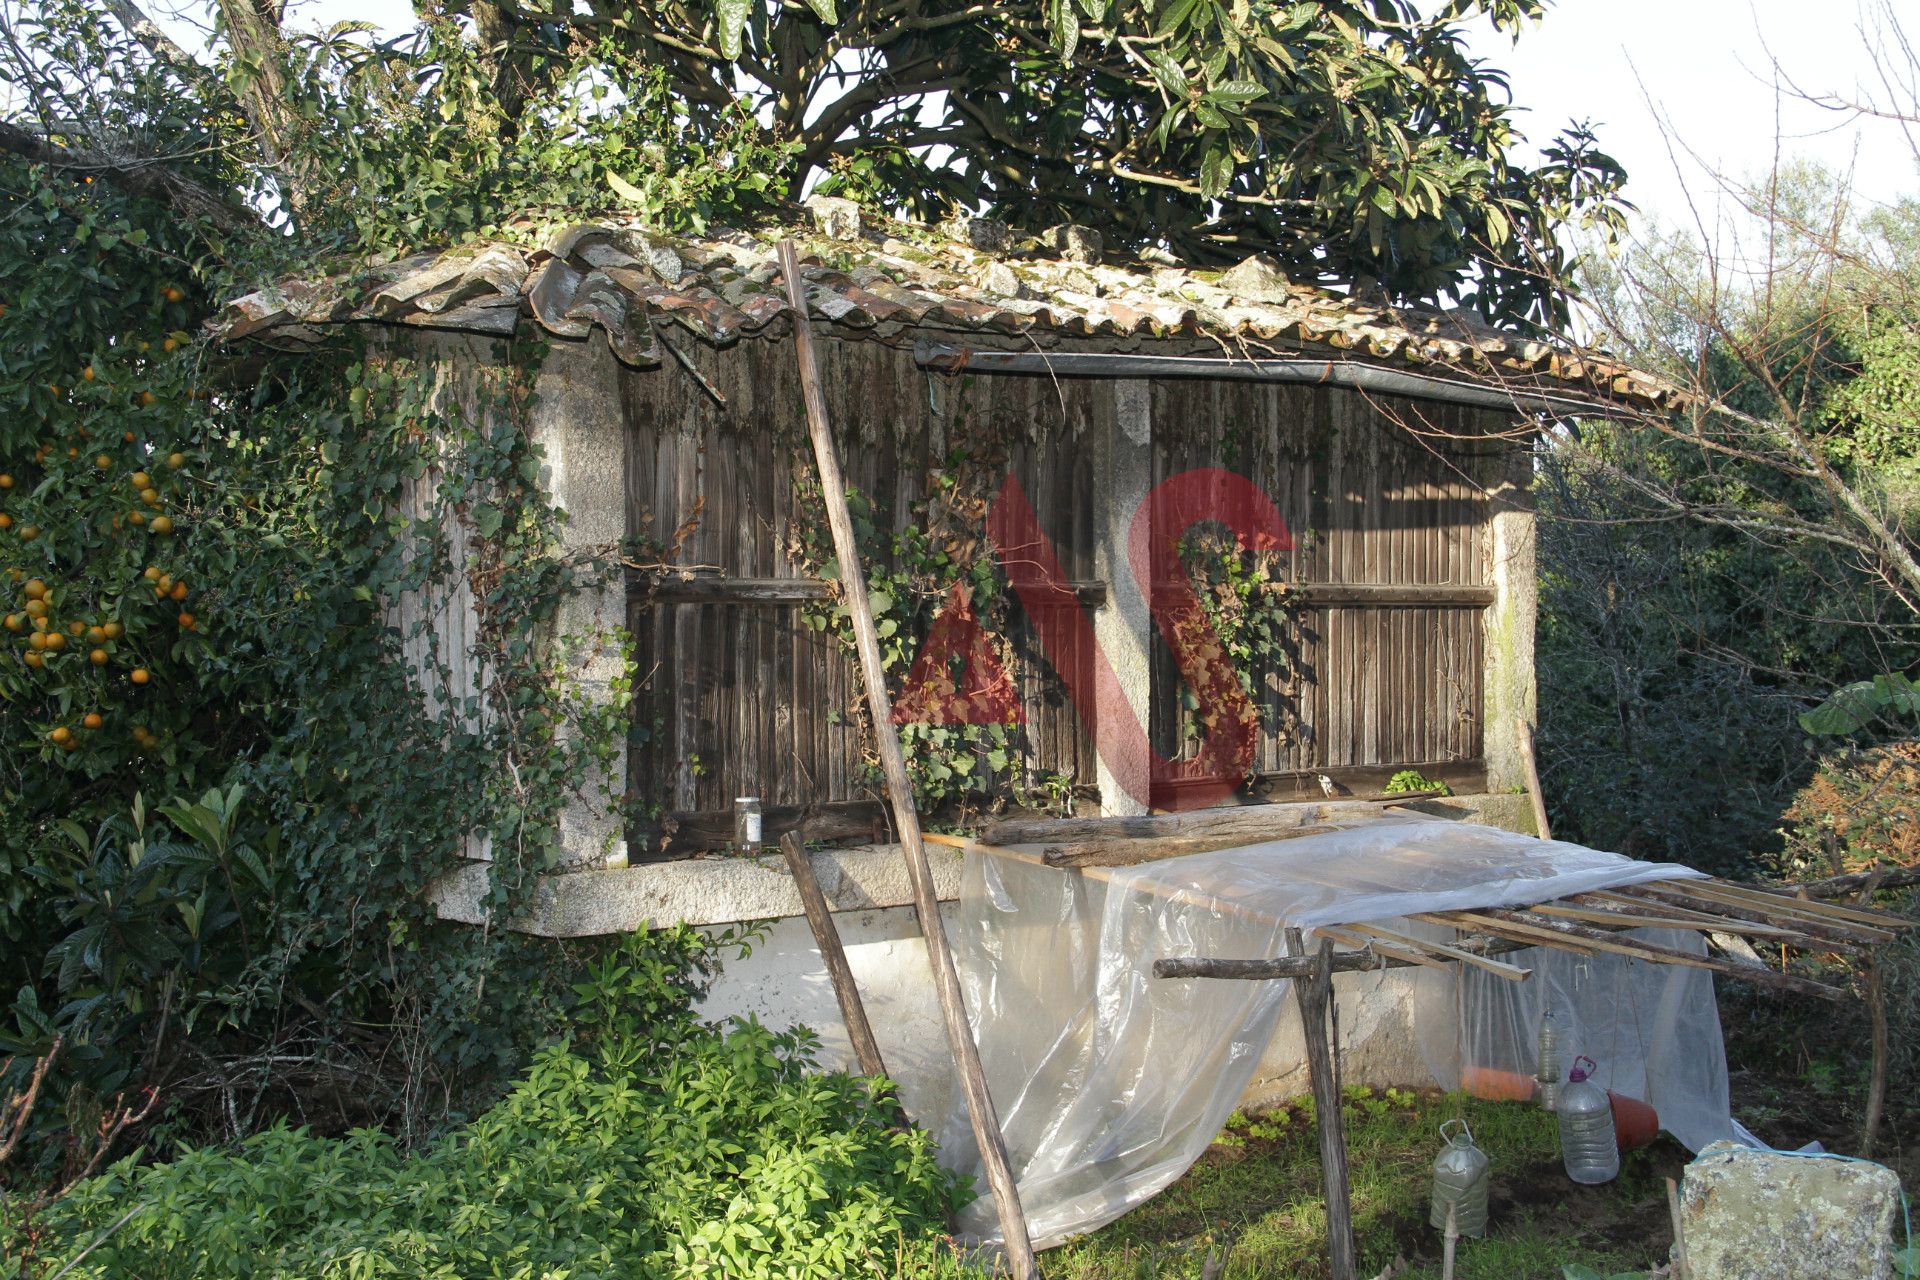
[[209, 216, 1678, 409]]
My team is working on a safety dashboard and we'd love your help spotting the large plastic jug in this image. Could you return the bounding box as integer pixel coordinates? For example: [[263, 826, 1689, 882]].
[[1557, 1056, 1620, 1184], [1429, 1119, 1490, 1238]]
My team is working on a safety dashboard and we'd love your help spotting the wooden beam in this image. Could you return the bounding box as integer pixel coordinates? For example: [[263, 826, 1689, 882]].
[[1291, 929, 1359, 1280], [1334, 922, 1534, 981], [644, 800, 887, 859], [1615, 883, 1886, 950], [1292, 584, 1496, 608], [1425, 909, 1848, 1001], [1243, 761, 1488, 805], [780, 242, 1038, 1278], [634, 572, 1108, 607], [1043, 827, 1339, 868], [979, 801, 1344, 847], [1156, 949, 1412, 981], [780, 833, 889, 1082], [1700, 877, 1914, 931]]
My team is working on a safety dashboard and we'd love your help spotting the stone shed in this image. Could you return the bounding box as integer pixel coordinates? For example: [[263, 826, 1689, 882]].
[[214, 207, 1675, 1119]]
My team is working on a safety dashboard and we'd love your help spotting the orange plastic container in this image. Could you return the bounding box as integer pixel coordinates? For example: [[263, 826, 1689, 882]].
[[1608, 1091, 1659, 1152], [1462, 1066, 1538, 1102]]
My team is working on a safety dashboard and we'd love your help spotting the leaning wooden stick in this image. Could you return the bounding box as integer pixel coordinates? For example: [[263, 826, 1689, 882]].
[[1515, 718, 1551, 840], [778, 241, 1039, 1278], [780, 832, 889, 1081]]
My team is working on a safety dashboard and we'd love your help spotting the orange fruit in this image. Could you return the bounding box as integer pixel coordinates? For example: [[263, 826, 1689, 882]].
[[150, 516, 174, 535], [0, 473, 11, 488], [166, 453, 186, 469], [0, 514, 11, 530], [156, 575, 173, 594], [177, 611, 195, 629], [83, 712, 102, 730], [130, 667, 150, 685], [103, 622, 122, 639], [162, 337, 179, 353], [89, 647, 108, 665], [170, 582, 187, 601], [66, 620, 83, 635], [130, 510, 146, 525], [95, 454, 112, 469], [137, 391, 156, 408], [23, 599, 46, 619], [140, 488, 160, 506], [66, 446, 78, 458], [18, 525, 37, 540], [23, 651, 42, 669], [130, 471, 151, 489], [43, 632, 65, 651], [86, 625, 104, 642], [143, 566, 161, 582], [29, 617, 46, 633], [81, 365, 95, 382], [21, 581, 42, 600], [49, 726, 70, 745], [122, 431, 136, 443], [1, 614, 18, 632], [27, 631, 46, 650], [162, 286, 184, 303]]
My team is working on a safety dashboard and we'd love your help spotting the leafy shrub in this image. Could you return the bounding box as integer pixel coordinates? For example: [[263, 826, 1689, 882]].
[[5, 928, 970, 1279]]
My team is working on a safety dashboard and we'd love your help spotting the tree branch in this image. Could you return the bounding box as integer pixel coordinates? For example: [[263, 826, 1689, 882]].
[[0, 120, 259, 232]]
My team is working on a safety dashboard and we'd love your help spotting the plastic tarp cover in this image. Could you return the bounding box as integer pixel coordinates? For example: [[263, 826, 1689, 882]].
[[938, 819, 1733, 1249]]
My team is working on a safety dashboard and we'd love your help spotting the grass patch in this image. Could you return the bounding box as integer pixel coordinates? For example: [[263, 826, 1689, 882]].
[[1042, 1087, 1685, 1280]]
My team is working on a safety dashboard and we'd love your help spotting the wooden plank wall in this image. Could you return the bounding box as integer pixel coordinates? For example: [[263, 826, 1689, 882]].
[[624, 336, 1103, 829], [1149, 379, 1498, 805], [624, 335, 1510, 846]]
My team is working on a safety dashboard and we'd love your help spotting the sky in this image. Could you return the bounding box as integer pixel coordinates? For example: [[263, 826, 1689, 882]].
[[146, 0, 1920, 243]]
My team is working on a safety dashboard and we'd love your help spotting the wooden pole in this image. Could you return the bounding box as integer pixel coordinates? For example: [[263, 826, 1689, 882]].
[[778, 241, 1040, 1278], [1514, 718, 1551, 840], [780, 832, 889, 1081], [1289, 927, 1358, 1280]]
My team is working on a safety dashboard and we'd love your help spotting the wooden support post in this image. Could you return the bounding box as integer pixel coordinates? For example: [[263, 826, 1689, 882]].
[[1288, 927, 1358, 1280], [778, 242, 1040, 1279], [780, 832, 889, 1081], [1515, 718, 1551, 840]]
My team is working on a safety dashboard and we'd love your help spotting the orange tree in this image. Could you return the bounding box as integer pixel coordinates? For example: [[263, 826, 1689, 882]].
[[0, 104, 624, 1172]]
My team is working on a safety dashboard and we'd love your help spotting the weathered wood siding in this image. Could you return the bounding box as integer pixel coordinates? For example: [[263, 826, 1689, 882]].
[[1148, 379, 1497, 806], [624, 335, 1513, 849], [624, 337, 1102, 833]]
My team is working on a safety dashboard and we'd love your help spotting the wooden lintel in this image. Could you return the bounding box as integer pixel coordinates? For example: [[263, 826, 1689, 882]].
[[628, 572, 1493, 611]]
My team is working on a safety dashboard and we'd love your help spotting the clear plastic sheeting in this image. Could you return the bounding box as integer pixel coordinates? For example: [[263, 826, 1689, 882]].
[[939, 819, 1731, 1250]]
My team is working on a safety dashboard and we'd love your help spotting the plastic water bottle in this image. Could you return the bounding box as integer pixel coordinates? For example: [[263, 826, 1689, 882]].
[[1557, 1056, 1620, 1184], [1429, 1119, 1490, 1238], [1536, 1007, 1563, 1112]]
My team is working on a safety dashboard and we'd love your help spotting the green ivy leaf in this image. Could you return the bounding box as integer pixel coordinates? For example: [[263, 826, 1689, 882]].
[[473, 503, 505, 539]]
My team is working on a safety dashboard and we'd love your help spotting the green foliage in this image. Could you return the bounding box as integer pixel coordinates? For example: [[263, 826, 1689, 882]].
[[6, 929, 970, 1280], [1177, 531, 1293, 753], [0, 12, 649, 1163], [1385, 770, 1450, 796], [1800, 673, 1920, 736], [422, 0, 1626, 328], [1048, 1090, 1681, 1279], [273, 23, 793, 254]]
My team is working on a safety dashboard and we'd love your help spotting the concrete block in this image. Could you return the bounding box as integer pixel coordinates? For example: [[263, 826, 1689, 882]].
[[805, 194, 863, 241], [1677, 1142, 1902, 1280]]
